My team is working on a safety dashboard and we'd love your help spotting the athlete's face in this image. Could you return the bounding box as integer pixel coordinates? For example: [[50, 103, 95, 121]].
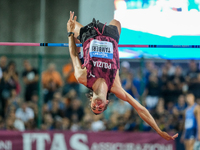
[[90, 98, 108, 114], [186, 94, 195, 105]]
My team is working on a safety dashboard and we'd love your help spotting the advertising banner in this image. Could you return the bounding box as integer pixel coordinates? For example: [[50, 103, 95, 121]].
[[0, 131, 175, 150]]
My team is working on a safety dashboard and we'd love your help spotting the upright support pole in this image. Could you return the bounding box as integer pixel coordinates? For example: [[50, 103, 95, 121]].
[[39, 0, 45, 55], [37, 0, 46, 129], [37, 54, 43, 128]]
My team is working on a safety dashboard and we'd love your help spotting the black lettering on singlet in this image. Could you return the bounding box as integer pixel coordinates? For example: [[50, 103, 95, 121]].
[[92, 46, 96, 51], [102, 47, 105, 52], [108, 48, 110, 53], [105, 48, 108, 52], [92, 45, 111, 53]]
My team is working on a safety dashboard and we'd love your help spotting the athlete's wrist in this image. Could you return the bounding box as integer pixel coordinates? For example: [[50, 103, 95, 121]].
[[68, 32, 74, 37], [157, 129, 163, 135]]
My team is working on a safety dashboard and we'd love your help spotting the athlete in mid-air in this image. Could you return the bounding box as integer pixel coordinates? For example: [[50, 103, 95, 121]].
[[67, 11, 178, 141]]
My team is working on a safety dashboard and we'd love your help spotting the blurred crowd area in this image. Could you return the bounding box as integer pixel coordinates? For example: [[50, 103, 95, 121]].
[[0, 55, 200, 133]]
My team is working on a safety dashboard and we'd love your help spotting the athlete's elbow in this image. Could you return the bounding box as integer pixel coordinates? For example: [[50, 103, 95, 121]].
[[75, 71, 84, 84], [76, 77, 83, 84], [75, 73, 81, 83]]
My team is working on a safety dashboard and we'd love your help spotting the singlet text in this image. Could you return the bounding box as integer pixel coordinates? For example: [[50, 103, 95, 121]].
[[93, 61, 111, 69], [89, 39, 113, 59]]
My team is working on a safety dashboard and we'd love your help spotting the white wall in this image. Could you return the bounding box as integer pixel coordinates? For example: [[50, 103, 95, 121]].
[[78, 0, 115, 26]]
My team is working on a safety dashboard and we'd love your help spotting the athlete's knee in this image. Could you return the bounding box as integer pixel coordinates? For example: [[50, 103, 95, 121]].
[[110, 19, 120, 25], [110, 19, 121, 27], [109, 19, 121, 35]]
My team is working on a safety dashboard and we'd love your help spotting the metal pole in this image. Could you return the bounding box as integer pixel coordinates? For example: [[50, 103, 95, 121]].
[[37, 0, 46, 129], [37, 54, 43, 128], [39, 0, 45, 55]]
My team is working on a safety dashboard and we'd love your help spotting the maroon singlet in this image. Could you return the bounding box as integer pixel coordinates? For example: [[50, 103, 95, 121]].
[[83, 35, 120, 92]]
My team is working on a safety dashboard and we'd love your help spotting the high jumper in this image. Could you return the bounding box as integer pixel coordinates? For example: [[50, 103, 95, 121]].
[[67, 11, 178, 141]]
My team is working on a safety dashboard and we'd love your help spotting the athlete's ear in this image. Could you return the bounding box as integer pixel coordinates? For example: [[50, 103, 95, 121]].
[[104, 100, 110, 111], [90, 96, 93, 102]]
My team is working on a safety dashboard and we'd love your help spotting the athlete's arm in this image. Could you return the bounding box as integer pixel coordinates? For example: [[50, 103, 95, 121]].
[[195, 105, 200, 141], [67, 11, 87, 86], [111, 72, 178, 141]]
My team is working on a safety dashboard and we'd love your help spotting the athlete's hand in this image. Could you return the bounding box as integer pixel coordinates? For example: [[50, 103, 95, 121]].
[[159, 132, 178, 141], [67, 11, 77, 32]]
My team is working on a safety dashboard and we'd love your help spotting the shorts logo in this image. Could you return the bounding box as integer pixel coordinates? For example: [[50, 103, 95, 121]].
[[89, 39, 113, 59], [93, 61, 111, 69], [89, 72, 95, 78]]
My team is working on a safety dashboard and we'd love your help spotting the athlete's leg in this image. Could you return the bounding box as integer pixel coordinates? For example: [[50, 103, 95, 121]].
[[187, 139, 195, 150], [184, 140, 195, 150], [109, 19, 121, 36], [184, 140, 189, 150]]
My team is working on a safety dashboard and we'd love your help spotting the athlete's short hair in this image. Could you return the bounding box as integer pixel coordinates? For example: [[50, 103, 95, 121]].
[[186, 91, 194, 95]]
